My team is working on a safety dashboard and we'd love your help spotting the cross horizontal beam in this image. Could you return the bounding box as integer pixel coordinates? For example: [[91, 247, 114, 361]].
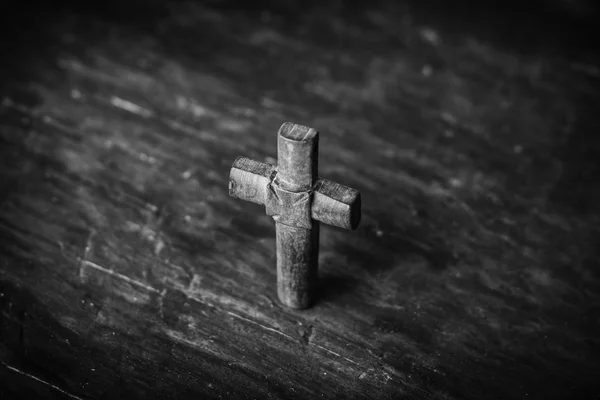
[[229, 156, 361, 231]]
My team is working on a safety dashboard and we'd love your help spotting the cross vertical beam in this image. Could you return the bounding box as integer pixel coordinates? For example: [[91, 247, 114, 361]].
[[229, 122, 361, 309], [274, 123, 319, 309]]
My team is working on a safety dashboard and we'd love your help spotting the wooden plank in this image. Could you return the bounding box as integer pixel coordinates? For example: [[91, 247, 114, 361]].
[[1, 1, 599, 399]]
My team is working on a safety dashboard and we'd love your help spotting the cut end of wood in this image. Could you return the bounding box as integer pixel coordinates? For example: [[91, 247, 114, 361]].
[[312, 180, 361, 230], [278, 122, 318, 142], [277, 123, 319, 191], [349, 192, 361, 231]]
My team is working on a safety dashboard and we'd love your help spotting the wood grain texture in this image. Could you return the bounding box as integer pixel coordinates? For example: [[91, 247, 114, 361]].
[[313, 180, 361, 230], [275, 222, 320, 309], [0, 0, 599, 399], [229, 157, 276, 205], [272, 123, 319, 308]]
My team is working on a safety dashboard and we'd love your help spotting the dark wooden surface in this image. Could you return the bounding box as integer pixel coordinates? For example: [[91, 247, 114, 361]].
[[1, 1, 599, 398]]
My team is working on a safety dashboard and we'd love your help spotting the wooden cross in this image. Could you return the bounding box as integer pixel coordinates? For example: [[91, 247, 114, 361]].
[[229, 122, 361, 309]]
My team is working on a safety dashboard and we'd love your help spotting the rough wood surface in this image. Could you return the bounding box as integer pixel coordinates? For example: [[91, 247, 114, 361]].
[[1, 0, 599, 399], [272, 124, 319, 309]]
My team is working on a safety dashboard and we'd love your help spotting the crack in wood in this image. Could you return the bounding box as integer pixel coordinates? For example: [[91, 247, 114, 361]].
[[313, 344, 361, 366], [227, 311, 363, 368], [1, 362, 84, 400], [79, 259, 160, 294], [227, 311, 295, 342]]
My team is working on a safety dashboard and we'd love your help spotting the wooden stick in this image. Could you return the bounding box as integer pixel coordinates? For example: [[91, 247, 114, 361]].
[[274, 123, 319, 309]]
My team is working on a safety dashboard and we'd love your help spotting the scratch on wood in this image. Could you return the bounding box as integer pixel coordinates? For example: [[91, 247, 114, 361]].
[[1, 362, 84, 400], [158, 289, 167, 320], [40, 115, 79, 136], [78, 229, 96, 280], [187, 274, 202, 292], [175, 95, 216, 118], [261, 294, 279, 309], [124, 220, 166, 256], [109, 140, 158, 165], [164, 329, 228, 361], [314, 344, 361, 366], [165, 329, 206, 350], [81, 259, 160, 293], [227, 311, 295, 342], [301, 324, 314, 345], [83, 230, 95, 258], [154, 236, 166, 256], [109, 96, 153, 118], [150, 206, 167, 257]]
